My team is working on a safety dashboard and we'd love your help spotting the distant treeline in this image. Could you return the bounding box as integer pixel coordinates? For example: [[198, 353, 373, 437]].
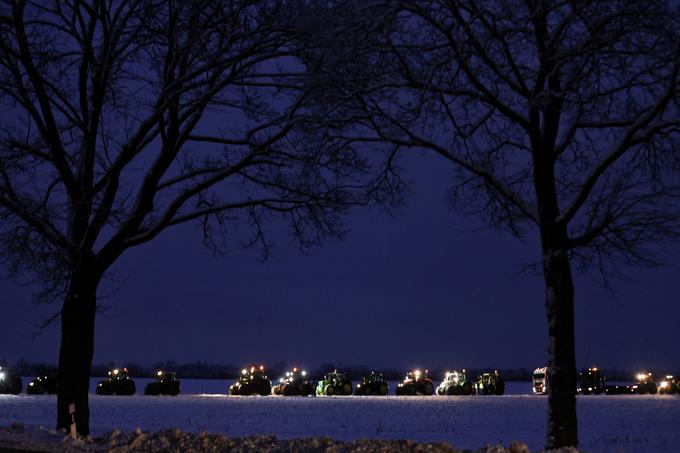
[[6, 358, 675, 382]]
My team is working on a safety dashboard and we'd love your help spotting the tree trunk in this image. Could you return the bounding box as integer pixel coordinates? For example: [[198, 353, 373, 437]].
[[542, 245, 578, 449], [56, 263, 101, 437]]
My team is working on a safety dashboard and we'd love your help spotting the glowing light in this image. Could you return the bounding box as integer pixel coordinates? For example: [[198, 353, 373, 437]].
[[157, 371, 163, 376], [302, 371, 307, 376], [660, 381, 669, 389], [242, 369, 247, 375], [113, 369, 120, 375], [0, 372, 5, 380], [260, 366, 264, 371], [293, 368, 298, 372]]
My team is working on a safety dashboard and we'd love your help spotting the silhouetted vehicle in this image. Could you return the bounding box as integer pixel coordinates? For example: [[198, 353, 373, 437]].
[[396, 369, 434, 396], [316, 369, 353, 396], [532, 367, 548, 395], [271, 368, 315, 396], [630, 372, 657, 395], [436, 370, 473, 396], [96, 368, 136, 395], [27, 369, 58, 395], [578, 367, 605, 395], [144, 371, 180, 396], [474, 370, 505, 395], [0, 366, 22, 395], [229, 365, 271, 396], [354, 371, 389, 396], [659, 375, 679, 394], [604, 384, 630, 395]]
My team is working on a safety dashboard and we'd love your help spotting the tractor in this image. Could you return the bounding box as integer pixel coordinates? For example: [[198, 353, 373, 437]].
[[532, 367, 548, 395], [95, 368, 136, 395], [436, 370, 473, 396], [354, 371, 389, 396], [316, 369, 353, 396], [577, 367, 606, 395], [144, 370, 181, 396], [659, 375, 679, 394], [27, 369, 58, 395], [0, 366, 22, 395], [271, 368, 315, 396], [396, 369, 434, 396], [229, 365, 272, 396], [630, 372, 658, 394], [474, 370, 505, 395]]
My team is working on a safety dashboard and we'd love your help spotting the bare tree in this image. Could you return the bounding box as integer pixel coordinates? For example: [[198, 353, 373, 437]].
[[0, 0, 392, 435], [305, 0, 680, 448]]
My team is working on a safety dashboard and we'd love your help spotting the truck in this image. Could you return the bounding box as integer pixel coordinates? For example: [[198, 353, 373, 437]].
[[474, 370, 505, 395], [95, 368, 136, 395], [0, 366, 22, 395], [436, 370, 473, 396], [533, 367, 548, 395], [659, 375, 679, 394], [271, 368, 315, 396], [396, 369, 435, 396], [144, 370, 181, 396], [27, 369, 58, 395], [316, 369, 353, 396], [354, 371, 389, 396], [229, 365, 272, 396], [577, 367, 605, 395], [630, 372, 658, 394]]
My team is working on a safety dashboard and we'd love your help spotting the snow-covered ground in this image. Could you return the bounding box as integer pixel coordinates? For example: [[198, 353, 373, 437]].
[[1, 380, 679, 452]]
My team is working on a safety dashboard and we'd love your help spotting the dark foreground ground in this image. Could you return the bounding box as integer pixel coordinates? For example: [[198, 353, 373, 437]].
[[0, 424, 580, 453]]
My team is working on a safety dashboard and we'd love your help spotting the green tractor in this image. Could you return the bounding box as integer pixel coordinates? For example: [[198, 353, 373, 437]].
[[271, 368, 315, 396], [0, 366, 22, 395], [95, 368, 136, 395], [436, 370, 473, 396], [577, 367, 606, 395], [396, 369, 435, 396], [474, 370, 505, 395], [144, 370, 181, 396], [27, 369, 58, 395], [630, 372, 658, 395], [659, 375, 680, 394], [354, 371, 389, 396], [230, 365, 272, 396], [316, 369, 353, 396]]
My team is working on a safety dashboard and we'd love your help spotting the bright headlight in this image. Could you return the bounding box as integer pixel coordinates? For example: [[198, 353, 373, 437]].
[[0, 372, 5, 380], [660, 381, 669, 389]]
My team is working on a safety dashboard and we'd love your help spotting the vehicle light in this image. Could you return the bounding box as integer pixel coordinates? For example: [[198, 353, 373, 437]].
[[242, 369, 247, 375], [660, 381, 669, 389], [588, 387, 592, 391], [113, 369, 119, 375], [0, 372, 4, 380], [636, 373, 647, 381], [260, 366, 264, 370], [157, 371, 163, 376], [302, 371, 307, 376]]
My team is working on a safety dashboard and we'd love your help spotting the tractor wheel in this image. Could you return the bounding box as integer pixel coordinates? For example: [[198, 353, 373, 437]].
[[405, 385, 416, 396], [343, 383, 352, 395], [325, 385, 335, 396], [494, 381, 505, 396], [229, 385, 240, 396], [282, 385, 294, 396], [422, 382, 435, 395], [462, 382, 473, 396], [379, 384, 388, 396], [395, 386, 404, 396], [649, 384, 658, 395], [240, 385, 253, 396], [167, 382, 180, 396], [436, 386, 444, 396], [446, 386, 457, 396]]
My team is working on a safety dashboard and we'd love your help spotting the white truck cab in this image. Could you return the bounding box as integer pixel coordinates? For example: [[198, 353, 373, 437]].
[[533, 367, 548, 395]]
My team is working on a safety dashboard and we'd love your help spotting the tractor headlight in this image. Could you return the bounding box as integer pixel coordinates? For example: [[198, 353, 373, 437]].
[[0, 372, 5, 381], [660, 381, 669, 389]]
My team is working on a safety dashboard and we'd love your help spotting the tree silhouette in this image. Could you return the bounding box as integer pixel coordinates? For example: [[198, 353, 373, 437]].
[[304, 0, 680, 448], [0, 0, 393, 435]]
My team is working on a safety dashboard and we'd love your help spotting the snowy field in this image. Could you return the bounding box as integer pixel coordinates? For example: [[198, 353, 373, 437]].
[[1, 380, 679, 452]]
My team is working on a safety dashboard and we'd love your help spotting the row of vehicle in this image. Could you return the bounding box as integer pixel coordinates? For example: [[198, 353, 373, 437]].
[[532, 367, 680, 395]]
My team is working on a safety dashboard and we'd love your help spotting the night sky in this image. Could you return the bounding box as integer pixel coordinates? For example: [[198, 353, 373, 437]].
[[2, 148, 679, 373]]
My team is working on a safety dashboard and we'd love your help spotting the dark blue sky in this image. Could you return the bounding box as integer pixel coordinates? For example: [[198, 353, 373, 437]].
[[1, 150, 679, 372]]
